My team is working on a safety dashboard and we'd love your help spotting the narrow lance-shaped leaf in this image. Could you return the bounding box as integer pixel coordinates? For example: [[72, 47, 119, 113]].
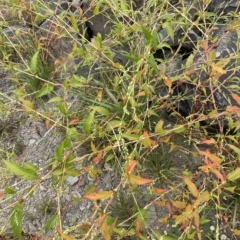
[[90, 106, 110, 116], [4, 161, 38, 180], [183, 176, 199, 198], [30, 51, 39, 74], [10, 203, 24, 240], [99, 213, 111, 240], [128, 174, 153, 185], [83, 110, 95, 135], [142, 130, 151, 148], [83, 191, 113, 200], [227, 168, 240, 182], [125, 160, 137, 174], [141, 24, 152, 43], [35, 83, 54, 98], [45, 215, 58, 233], [147, 54, 160, 76]]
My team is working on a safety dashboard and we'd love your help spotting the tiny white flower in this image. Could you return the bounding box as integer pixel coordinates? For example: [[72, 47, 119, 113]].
[[220, 234, 227, 240], [210, 225, 215, 231]]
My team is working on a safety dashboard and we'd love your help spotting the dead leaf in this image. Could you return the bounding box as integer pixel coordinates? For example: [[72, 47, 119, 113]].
[[92, 151, 103, 163], [125, 160, 137, 174], [152, 187, 167, 195], [200, 139, 216, 145], [211, 62, 227, 74], [142, 130, 151, 148], [154, 199, 167, 207], [56, 227, 75, 240], [231, 94, 240, 104], [99, 213, 111, 240], [69, 118, 80, 125], [170, 200, 187, 209], [83, 191, 113, 200], [128, 174, 153, 185], [211, 168, 225, 183], [183, 176, 199, 198], [193, 191, 210, 208], [199, 150, 220, 165]]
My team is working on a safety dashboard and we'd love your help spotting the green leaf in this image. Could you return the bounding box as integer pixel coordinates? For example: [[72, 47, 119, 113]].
[[68, 12, 78, 32], [228, 144, 240, 156], [162, 21, 174, 42], [10, 203, 24, 240], [90, 106, 110, 116], [58, 102, 67, 115], [107, 120, 126, 130], [155, 120, 165, 134], [30, 51, 39, 74], [4, 161, 38, 180], [52, 170, 63, 176], [48, 96, 62, 103], [186, 54, 194, 67], [227, 168, 240, 181], [120, 0, 129, 11], [83, 110, 95, 135], [162, 236, 178, 240], [141, 25, 152, 43], [123, 54, 141, 62], [151, 30, 158, 51], [23, 162, 39, 172], [122, 133, 140, 141], [65, 169, 79, 176], [45, 215, 58, 233], [55, 140, 65, 162], [173, 125, 185, 133], [35, 83, 54, 98], [68, 127, 81, 141], [4, 186, 16, 194], [147, 54, 160, 76]]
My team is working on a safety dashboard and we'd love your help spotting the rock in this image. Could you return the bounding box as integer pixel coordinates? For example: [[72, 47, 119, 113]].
[[66, 176, 79, 185], [159, 23, 240, 130]]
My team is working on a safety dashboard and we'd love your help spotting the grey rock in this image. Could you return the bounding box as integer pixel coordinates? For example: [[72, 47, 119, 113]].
[[66, 176, 79, 185], [160, 24, 240, 129]]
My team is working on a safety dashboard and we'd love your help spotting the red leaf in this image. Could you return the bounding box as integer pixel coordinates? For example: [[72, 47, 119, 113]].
[[125, 160, 137, 174], [69, 118, 80, 125], [92, 151, 103, 163], [152, 187, 167, 195], [200, 139, 216, 145], [199, 150, 220, 165], [211, 168, 225, 183]]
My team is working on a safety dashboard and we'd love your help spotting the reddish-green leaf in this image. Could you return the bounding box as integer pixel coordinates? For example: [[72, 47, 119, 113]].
[[125, 160, 137, 174], [199, 150, 220, 165], [83, 191, 113, 200]]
